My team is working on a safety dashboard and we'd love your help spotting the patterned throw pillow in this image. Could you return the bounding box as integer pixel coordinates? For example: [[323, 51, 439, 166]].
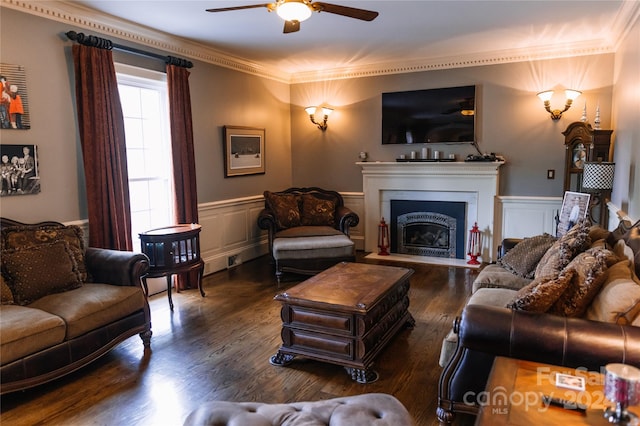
[[300, 194, 336, 227], [498, 233, 557, 278], [2, 240, 83, 305], [550, 247, 613, 317], [264, 191, 301, 230], [1, 224, 89, 282], [535, 219, 591, 279], [507, 269, 576, 313]]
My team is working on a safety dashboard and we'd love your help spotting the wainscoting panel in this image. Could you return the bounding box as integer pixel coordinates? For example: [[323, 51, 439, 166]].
[[497, 196, 562, 240], [198, 196, 268, 275]]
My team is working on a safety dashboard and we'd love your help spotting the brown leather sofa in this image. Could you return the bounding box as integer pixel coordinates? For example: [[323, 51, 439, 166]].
[[0, 218, 151, 394], [257, 187, 359, 283], [437, 218, 640, 424]]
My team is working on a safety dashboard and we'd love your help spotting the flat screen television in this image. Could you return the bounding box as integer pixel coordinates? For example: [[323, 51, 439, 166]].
[[382, 85, 476, 145]]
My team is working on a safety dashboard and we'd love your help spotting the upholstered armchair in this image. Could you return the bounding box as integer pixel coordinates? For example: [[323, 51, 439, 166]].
[[257, 187, 359, 283]]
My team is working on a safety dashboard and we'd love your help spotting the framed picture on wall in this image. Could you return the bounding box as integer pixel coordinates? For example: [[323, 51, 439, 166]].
[[1, 144, 40, 196], [0, 63, 31, 130], [557, 191, 590, 236], [223, 126, 265, 177]]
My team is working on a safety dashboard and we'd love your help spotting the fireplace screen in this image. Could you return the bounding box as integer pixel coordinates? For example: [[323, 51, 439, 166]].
[[396, 212, 457, 257]]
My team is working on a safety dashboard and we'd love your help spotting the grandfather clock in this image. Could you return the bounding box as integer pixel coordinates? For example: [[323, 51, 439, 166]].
[[562, 122, 613, 192], [562, 122, 613, 225]]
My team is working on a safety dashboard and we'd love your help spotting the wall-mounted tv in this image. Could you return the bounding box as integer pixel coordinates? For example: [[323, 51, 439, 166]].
[[382, 85, 476, 144]]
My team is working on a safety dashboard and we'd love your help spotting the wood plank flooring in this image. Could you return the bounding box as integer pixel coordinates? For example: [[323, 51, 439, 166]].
[[1, 253, 481, 426]]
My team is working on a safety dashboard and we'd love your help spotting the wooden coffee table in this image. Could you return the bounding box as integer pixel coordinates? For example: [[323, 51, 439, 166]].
[[270, 262, 415, 383], [476, 357, 640, 425]]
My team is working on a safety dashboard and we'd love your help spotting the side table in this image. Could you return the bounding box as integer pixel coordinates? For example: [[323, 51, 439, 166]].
[[139, 224, 205, 310], [476, 357, 640, 425]]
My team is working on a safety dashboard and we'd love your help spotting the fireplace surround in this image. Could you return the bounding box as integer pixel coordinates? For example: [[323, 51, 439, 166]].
[[357, 161, 504, 263]]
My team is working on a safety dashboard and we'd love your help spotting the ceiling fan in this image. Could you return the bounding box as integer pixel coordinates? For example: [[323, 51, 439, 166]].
[[205, 0, 379, 34]]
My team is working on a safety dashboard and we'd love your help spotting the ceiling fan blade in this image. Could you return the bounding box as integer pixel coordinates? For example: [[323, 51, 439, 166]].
[[311, 2, 378, 21], [283, 20, 300, 33], [206, 3, 274, 13]]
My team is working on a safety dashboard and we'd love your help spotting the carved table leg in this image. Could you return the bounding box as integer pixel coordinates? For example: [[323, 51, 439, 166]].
[[345, 367, 379, 384], [269, 351, 296, 366]]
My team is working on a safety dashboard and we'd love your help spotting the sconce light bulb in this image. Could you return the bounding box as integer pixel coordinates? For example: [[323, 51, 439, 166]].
[[321, 107, 333, 116], [565, 89, 582, 102], [537, 90, 554, 102], [305, 106, 317, 115]]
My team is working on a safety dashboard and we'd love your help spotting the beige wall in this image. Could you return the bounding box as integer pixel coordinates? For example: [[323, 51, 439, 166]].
[[0, 8, 292, 223], [290, 55, 615, 197], [612, 16, 640, 220]]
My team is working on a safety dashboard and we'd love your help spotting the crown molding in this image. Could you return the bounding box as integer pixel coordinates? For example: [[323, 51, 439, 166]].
[[2, 0, 290, 84], [3, 0, 637, 84]]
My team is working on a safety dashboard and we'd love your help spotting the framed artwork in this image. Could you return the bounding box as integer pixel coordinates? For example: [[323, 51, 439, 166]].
[[0, 63, 31, 130], [1, 144, 40, 196], [223, 126, 265, 177], [557, 191, 590, 236]]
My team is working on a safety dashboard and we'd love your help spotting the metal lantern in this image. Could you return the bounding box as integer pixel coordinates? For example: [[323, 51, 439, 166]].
[[467, 222, 481, 265], [378, 217, 390, 256]]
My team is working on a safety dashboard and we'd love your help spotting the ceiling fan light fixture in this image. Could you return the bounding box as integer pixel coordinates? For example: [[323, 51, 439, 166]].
[[277, 0, 312, 22]]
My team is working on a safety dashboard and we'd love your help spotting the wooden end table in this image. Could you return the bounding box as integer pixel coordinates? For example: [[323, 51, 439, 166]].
[[270, 262, 415, 383], [139, 224, 205, 310], [476, 357, 640, 425]]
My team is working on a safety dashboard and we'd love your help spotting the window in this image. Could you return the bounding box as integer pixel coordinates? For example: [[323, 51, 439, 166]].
[[116, 64, 174, 251]]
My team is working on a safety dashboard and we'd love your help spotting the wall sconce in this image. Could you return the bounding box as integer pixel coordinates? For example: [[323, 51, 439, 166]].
[[305, 106, 333, 131], [537, 89, 581, 120]]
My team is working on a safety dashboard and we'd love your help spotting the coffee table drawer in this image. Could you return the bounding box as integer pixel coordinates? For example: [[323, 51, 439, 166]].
[[283, 306, 354, 336], [282, 328, 353, 360]]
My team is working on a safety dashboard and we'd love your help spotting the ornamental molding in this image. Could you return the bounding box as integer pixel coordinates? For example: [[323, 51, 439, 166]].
[[3, 0, 638, 84]]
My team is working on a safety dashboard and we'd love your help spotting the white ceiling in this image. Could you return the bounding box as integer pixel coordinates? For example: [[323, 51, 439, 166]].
[[42, 1, 639, 81]]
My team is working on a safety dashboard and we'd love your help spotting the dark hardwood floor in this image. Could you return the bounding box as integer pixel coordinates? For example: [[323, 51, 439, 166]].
[[1, 253, 481, 426]]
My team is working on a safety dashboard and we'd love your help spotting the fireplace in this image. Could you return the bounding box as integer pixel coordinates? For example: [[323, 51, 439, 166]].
[[358, 161, 503, 263], [391, 200, 466, 259]]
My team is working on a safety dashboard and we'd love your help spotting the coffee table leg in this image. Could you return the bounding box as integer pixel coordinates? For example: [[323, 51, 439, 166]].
[[345, 367, 379, 384], [269, 351, 296, 366]]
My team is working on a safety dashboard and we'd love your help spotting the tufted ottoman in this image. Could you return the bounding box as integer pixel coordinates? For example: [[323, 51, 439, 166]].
[[183, 393, 414, 426]]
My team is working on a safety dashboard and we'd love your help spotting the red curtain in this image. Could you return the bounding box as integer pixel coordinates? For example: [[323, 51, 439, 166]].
[[166, 63, 199, 225], [166, 62, 199, 289], [72, 43, 133, 251]]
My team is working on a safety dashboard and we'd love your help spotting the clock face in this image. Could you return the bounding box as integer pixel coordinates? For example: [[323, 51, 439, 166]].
[[572, 143, 586, 169]]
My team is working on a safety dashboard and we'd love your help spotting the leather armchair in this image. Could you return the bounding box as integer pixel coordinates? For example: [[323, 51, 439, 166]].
[[257, 187, 359, 282]]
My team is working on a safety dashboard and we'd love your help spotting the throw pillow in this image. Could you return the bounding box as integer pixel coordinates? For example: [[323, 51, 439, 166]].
[[507, 269, 576, 313], [264, 191, 301, 230], [586, 259, 640, 324], [300, 194, 336, 227], [535, 219, 591, 279], [0, 274, 14, 305], [498, 233, 556, 278], [2, 240, 83, 305], [550, 247, 612, 317], [1, 224, 89, 282]]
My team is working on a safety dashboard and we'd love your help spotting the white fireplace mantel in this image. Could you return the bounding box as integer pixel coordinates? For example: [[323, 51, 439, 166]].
[[357, 161, 504, 262]]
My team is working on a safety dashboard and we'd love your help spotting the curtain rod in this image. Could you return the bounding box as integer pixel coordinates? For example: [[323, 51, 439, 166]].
[[65, 31, 193, 69]]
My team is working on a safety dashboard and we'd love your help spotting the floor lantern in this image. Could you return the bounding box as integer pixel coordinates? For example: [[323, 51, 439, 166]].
[[378, 217, 390, 255], [467, 222, 481, 265]]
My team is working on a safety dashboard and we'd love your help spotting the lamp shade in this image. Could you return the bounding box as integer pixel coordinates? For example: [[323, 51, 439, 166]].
[[582, 162, 615, 191]]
